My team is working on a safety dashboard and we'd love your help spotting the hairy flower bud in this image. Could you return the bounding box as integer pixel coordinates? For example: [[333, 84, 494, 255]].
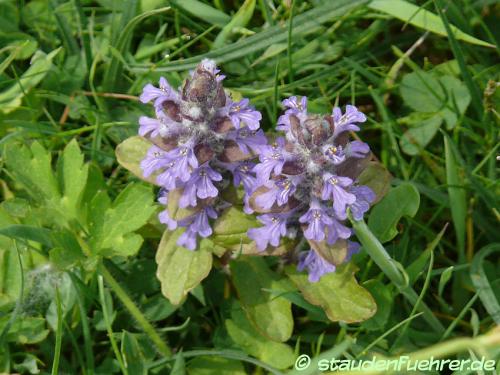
[[138, 59, 264, 250], [248, 96, 375, 282]]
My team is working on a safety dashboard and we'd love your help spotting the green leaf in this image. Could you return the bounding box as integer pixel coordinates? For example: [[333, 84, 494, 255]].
[[56, 139, 89, 221], [187, 356, 246, 375], [368, 183, 420, 243], [400, 72, 470, 129], [226, 303, 295, 369], [4, 141, 60, 203], [399, 113, 443, 156], [287, 263, 376, 323], [438, 266, 454, 297], [0, 225, 53, 247], [0, 48, 60, 113], [230, 257, 293, 342], [170, 0, 230, 27], [368, 0, 495, 48], [0, 316, 49, 344], [213, 0, 256, 49], [116, 136, 158, 185], [212, 206, 258, 247], [155, 229, 213, 305], [121, 332, 148, 375], [360, 280, 392, 331], [89, 183, 156, 257]]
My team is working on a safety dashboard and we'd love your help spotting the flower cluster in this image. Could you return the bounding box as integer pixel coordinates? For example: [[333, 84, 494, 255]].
[[138, 59, 265, 250], [247, 97, 375, 282]]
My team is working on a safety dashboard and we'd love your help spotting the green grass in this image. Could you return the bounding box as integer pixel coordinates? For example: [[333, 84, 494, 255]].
[[0, 0, 499, 374]]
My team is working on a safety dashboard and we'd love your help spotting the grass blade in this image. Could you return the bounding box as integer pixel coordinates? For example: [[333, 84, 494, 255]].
[[131, 0, 366, 72], [369, 0, 495, 48], [470, 244, 500, 324], [443, 134, 466, 263]]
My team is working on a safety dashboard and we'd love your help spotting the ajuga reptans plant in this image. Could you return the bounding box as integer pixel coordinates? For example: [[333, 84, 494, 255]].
[[138, 59, 265, 250], [247, 97, 375, 282]]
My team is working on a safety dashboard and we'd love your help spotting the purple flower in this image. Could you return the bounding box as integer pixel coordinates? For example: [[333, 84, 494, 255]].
[[229, 128, 267, 154], [322, 144, 346, 165], [253, 137, 287, 182], [321, 173, 356, 219], [345, 141, 370, 158], [277, 96, 308, 133], [346, 241, 361, 261], [177, 207, 218, 250], [227, 98, 262, 130], [283, 96, 307, 114], [230, 161, 256, 193], [160, 141, 199, 183], [332, 105, 367, 138], [299, 200, 334, 242], [349, 185, 376, 221], [157, 189, 178, 230], [255, 176, 298, 210], [180, 165, 222, 208], [140, 77, 178, 108], [325, 215, 352, 245], [140, 146, 171, 178], [297, 250, 336, 282], [248, 213, 290, 251]]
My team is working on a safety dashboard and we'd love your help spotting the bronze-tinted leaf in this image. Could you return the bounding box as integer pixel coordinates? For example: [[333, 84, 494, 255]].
[[281, 160, 304, 175], [162, 100, 181, 122], [307, 238, 349, 266], [357, 161, 393, 204], [167, 188, 201, 221], [149, 135, 178, 152], [218, 140, 255, 162], [212, 117, 234, 133], [194, 143, 214, 164]]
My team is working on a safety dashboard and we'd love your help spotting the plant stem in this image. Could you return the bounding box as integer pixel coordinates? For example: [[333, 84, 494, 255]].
[[98, 262, 172, 357], [51, 286, 63, 375], [351, 218, 445, 333], [98, 275, 128, 375]]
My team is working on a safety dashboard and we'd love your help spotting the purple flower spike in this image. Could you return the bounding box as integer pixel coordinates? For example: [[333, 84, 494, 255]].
[[297, 250, 336, 282], [137, 60, 264, 250], [248, 98, 374, 281]]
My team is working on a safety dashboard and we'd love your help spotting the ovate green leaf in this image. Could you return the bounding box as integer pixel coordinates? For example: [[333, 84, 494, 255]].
[[226, 303, 295, 369], [230, 257, 293, 342], [368, 183, 420, 243], [287, 263, 377, 323], [116, 136, 158, 185], [155, 229, 213, 305]]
